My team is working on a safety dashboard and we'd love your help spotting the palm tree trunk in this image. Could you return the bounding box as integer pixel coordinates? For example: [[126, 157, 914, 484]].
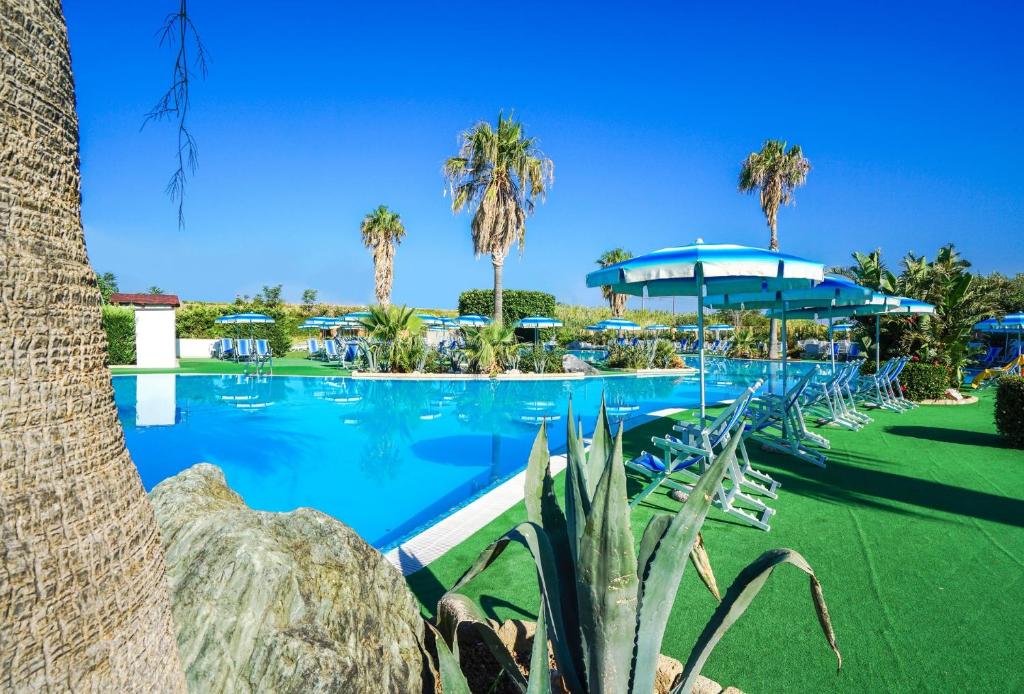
[[0, 2, 186, 690], [492, 251, 505, 325], [768, 219, 781, 359], [612, 292, 628, 318], [374, 244, 393, 306]]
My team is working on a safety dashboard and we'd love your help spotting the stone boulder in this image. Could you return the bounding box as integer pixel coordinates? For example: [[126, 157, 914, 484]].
[[150, 463, 427, 693], [562, 354, 600, 375]]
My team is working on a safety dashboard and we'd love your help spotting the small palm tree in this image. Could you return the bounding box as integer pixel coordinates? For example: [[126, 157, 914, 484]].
[[444, 112, 554, 324], [596, 248, 633, 317], [462, 323, 519, 374], [360, 205, 406, 306], [739, 139, 811, 358]]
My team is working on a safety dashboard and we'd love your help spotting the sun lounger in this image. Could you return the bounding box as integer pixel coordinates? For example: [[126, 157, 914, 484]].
[[628, 381, 778, 531], [214, 337, 234, 360], [307, 338, 323, 359], [745, 368, 828, 467], [236, 339, 253, 362], [324, 339, 342, 363]]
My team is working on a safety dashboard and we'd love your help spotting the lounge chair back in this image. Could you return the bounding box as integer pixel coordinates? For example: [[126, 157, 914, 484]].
[[236, 339, 252, 358], [307, 338, 320, 355], [255, 339, 271, 358]]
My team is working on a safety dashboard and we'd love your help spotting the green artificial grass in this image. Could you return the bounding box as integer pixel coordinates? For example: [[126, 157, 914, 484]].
[[406, 393, 1024, 692], [111, 355, 350, 377]]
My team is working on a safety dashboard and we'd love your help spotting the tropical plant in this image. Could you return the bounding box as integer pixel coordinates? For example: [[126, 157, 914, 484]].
[[444, 112, 554, 324], [360, 205, 406, 306], [357, 304, 425, 373], [847, 249, 896, 293], [147, 285, 165, 294], [432, 401, 840, 693], [97, 271, 119, 303], [0, 3, 185, 688], [738, 140, 811, 359], [462, 323, 520, 374], [595, 248, 633, 317]]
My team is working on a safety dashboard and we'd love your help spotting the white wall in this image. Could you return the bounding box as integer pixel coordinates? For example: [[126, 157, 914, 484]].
[[134, 307, 178, 368], [177, 338, 217, 358]]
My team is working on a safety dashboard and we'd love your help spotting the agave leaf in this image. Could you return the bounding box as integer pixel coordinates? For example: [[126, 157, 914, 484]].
[[526, 600, 552, 694], [447, 522, 585, 693], [564, 398, 590, 563], [425, 621, 473, 694], [577, 425, 639, 693], [524, 418, 583, 680], [437, 592, 530, 692], [584, 393, 612, 500], [637, 513, 671, 580], [630, 432, 741, 694], [674, 548, 842, 694], [690, 532, 720, 601]]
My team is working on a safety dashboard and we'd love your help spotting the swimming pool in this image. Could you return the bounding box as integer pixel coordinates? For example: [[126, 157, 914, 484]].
[[114, 359, 816, 550]]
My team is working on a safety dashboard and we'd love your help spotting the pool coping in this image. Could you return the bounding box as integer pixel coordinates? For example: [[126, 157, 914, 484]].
[[383, 405, 698, 576]]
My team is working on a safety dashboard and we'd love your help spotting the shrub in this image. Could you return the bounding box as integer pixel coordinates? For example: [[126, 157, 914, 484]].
[[520, 345, 565, 373], [102, 306, 136, 365], [899, 361, 952, 401], [458, 289, 556, 325], [995, 376, 1024, 448]]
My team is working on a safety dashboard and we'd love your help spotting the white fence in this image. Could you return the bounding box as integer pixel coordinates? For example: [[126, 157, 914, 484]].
[[176, 338, 218, 358]]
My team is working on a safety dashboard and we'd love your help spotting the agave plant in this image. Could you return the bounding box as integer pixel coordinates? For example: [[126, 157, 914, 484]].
[[358, 304, 425, 372], [431, 400, 840, 693]]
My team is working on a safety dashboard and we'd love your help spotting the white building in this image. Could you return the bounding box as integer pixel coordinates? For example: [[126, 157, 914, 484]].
[[109, 293, 180, 369]]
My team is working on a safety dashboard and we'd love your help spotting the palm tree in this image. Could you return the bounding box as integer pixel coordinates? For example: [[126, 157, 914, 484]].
[[739, 139, 811, 358], [444, 112, 554, 324], [0, 2, 185, 690], [360, 205, 406, 306], [596, 248, 633, 317]]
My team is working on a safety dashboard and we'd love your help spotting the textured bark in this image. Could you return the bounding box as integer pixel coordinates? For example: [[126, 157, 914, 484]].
[[492, 252, 505, 324], [768, 224, 781, 359], [0, 1, 186, 690], [612, 292, 628, 317], [372, 241, 395, 306]]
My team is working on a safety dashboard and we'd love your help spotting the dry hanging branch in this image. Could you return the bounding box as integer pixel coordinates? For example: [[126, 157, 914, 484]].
[[143, 0, 207, 229]]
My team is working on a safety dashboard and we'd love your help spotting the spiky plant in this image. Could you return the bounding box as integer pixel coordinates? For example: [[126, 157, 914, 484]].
[[431, 400, 841, 693], [444, 112, 554, 324], [360, 205, 406, 306], [596, 248, 633, 317]]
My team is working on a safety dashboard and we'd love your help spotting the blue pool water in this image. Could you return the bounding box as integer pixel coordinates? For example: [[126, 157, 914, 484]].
[[114, 359, 815, 550]]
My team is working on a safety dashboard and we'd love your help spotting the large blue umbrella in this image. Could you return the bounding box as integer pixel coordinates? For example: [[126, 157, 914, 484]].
[[974, 313, 1024, 359], [707, 274, 874, 375], [676, 324, 699, 331], [588, 239, 825, 418], [458, 314, 492, 327], [644, 324, 672, 332], [517, 316, 563, 346], [595, 318, 641, 332], [215, 313, 275, 324]]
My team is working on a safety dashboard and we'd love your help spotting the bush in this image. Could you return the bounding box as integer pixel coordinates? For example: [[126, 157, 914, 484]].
[[458, 289, 556, 325], [899, 361, 951, 401], [520, 345, 566, 373], [102, 306, 136, 365], [995, 376, 1024, 448]]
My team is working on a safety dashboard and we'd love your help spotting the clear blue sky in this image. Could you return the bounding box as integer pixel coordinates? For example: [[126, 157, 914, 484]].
[[66, 1, 1023, 310]]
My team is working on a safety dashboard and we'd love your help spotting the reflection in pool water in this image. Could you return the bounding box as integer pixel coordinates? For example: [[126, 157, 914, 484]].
[[114, 359, 816, 549]]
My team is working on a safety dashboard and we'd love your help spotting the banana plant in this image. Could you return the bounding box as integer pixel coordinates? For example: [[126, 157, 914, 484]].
[[433, 399, 841, 693]]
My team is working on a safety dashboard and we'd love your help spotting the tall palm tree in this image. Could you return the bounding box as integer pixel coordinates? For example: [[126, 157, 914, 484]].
[[444, 112, 554, 324], [360, 205, 406, 306], [738, 139, 811, 358], [0, 1, 185, 690], [596, 248, 633, 317]]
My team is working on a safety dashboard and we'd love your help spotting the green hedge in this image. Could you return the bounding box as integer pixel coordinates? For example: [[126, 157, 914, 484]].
[[102, 306, 136, 365], [995, 376, 1024, 448], [900, 361, 951, 401], [458, 289, 556, 325]]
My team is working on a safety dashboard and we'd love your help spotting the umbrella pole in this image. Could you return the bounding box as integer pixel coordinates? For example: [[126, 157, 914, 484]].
[[875, 315, 881, 370], [781, 301, 789, 440], [829, 315, 835, 372], [697, 269, 706, 421]]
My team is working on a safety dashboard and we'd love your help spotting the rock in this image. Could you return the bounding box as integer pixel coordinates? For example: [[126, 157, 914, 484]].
[[150, 463, 427, 693], [562, 354, 600, 375]]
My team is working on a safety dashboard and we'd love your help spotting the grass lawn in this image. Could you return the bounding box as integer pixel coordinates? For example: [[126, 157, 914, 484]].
[[111, 354, 351, 377], [406, 392, 1024, 692]]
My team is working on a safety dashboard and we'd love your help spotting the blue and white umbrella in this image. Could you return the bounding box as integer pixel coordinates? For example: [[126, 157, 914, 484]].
[[594, 318, 641, 333], [830, 323, 856, 332], [587, 239, 825, 418], [458, 314, 492, 327], [215, 313, 275, 324], [975, 313, 1024, 359], [418, 313, 443, 326], [644, 324, 672, 332], [708, 274, 875, 374], [676, 324, 700, 332], [517, 316, 563, 346]]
